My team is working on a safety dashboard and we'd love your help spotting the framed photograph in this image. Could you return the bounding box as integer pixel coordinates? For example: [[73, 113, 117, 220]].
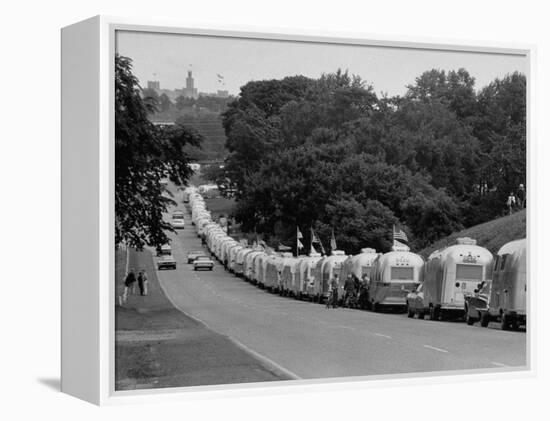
[[61, 16, 532, 405]]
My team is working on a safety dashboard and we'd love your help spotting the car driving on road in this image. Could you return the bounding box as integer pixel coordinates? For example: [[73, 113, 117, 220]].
[[157, 244, 172, 256], [171, 211, 185, 229], [187, 250, 207, 264], [193, 256, 214, 271], [157, 254, 177, 270]]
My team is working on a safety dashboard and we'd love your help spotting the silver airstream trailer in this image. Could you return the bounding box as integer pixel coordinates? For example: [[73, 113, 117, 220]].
[[264, 254, 284, 291], [280, 257, 302, 296], [234, 248, 254, 277], [369, 245, 424, 312], [422, 238, 493, 320], [339, 248, 379, 297], [220, 240, 239, 268], [297, 253, 323, 299], [227, 244, 244, 273], [254, 253, 270, 287], [311, 251, 347, 303], [481, 238, 526, 330], [244, 250, 265, 282]]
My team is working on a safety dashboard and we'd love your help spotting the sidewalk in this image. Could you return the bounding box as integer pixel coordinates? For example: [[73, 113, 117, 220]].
[[115, 248, 290, 390]]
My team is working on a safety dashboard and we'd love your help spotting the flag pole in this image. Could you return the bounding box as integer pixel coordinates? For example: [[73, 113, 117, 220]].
[[296, 226, 299, 257]]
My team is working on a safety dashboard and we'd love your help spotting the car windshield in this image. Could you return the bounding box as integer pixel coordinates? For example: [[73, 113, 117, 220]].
[[173, 213, 184, 219], [191, 251, 204, 255], [196, 257, 209, 261]]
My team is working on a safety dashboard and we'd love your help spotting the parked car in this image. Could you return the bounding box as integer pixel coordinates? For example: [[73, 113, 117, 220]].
[[187, 250, 207, 264], [157, 255, 177, 270], [193, 256, 214, 271], [171, 211, 185, 229], [406, 283, 428, 318]]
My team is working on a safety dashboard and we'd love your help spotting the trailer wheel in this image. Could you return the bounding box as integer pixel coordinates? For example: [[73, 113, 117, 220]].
[[418, 311, 425, 320], [429, 306, 439, 321], [407, 305, 414, 318], [500, 314, 510, 330], [371, 301, 378, 312], [480, 312, 490, 327], [509, 317, 518, 331], [466, 311, 475, 326]]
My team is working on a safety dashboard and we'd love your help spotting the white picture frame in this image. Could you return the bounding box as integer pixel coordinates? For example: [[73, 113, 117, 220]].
[[61, 15, 534, 405]]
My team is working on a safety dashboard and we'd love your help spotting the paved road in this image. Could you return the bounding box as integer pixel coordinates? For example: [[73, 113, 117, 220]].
[[155, 203, 527, 380], [115, 249, 291, 390]]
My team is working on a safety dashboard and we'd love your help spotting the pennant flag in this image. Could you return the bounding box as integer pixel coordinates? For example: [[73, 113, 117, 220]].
[[311, 228, 319, 243], [297, 239, 304, 250], [297, 227, 303, 239], [310, 244, 318, 255], [311, 227, 326, 255], [330, 228, 337, 250]]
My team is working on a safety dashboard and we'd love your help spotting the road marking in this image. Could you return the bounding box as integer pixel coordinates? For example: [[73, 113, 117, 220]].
[[156, 273, 301, 381], [491, 361, 509, 368], [337, 325, 356, 330], [423, 345, 449, 353], [374, 333, 392, 339]]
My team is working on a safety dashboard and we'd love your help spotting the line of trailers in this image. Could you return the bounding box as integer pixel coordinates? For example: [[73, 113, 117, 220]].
[[186, 187, 527, 331]]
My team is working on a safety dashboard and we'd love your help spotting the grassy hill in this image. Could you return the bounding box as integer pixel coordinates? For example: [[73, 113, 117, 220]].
[[418, 209, 526, 258]]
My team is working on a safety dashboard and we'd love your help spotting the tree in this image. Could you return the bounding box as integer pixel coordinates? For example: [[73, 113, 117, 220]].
[[115, 54, 202, 249], [159, 93, 173, 112]]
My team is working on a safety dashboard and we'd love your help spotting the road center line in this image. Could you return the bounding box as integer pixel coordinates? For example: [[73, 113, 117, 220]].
[[374, 333, 392, 339], [491, 361, 509, 367], [337, 325, 355, 330], [423, 344, 449, 353]]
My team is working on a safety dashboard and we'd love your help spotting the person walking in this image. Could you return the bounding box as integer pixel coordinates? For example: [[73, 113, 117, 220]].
[[137, 269, 148, 296], [122, 268, 137, 303], [326, 274, 339, 309]]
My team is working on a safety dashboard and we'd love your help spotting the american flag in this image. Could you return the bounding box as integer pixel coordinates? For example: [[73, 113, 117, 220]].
[[393, 225, 408, 243]]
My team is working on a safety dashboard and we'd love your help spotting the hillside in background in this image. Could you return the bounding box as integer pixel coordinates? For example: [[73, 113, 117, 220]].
[[150, 109, 228, 162], [176, 113, 227, 162], [418, 209, 526, 258]]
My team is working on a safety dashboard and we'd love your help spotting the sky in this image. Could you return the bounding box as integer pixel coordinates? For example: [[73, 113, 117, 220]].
[[116, 30, 528, 97]]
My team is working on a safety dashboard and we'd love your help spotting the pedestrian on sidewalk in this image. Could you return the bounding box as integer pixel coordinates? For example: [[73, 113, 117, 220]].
[[122, 268, 137, 303], [138, 269, 149, 296]]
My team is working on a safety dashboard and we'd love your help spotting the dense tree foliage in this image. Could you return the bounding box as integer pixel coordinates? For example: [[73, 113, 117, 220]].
[[219, 67, 526, 254], [115, 55, 203, 249]]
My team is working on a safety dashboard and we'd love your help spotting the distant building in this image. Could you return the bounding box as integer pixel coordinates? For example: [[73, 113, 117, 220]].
[[181, 71, 198, 99], [147, 80, 160, 90], [198, 90, 230, 98]]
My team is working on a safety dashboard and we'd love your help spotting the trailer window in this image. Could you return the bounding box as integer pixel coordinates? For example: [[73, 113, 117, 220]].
[[390, 267, 414, 280], [456, 264, 483, 281]]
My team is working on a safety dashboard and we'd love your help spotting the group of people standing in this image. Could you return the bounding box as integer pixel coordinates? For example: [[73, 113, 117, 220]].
[[122, 268, 148, 304], [326, 274, 368, 309]]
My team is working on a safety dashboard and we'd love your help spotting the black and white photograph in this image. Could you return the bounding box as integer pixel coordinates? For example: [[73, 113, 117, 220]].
[[114, 29, 527, 391]]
